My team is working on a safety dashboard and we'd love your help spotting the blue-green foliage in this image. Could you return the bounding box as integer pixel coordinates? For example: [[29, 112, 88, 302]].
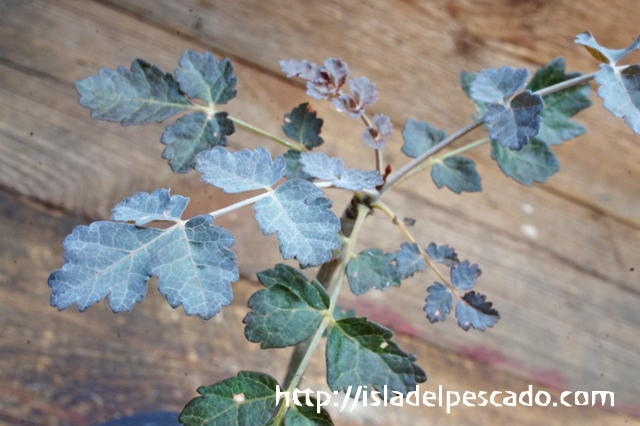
[[76, 51, 240, 173], [346, 249, 400, 295], [49, 190, 238, 320], [179, 371, 278, 426], [254, 179, 341, 266], [423, 243, 499, 330], [300, 152, 382, 191], [244, 264, 330, 348], [394, 242, 424, 279], [196, 146, 286, 193], [326, 317, 427, 399]]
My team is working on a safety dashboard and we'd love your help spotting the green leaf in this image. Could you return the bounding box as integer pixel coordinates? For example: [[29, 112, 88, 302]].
[[49, 191, 239, 320], [196, 147, 286, 193], [284, 398, 333, 426], [425, 282, 452, 323], [176, 51, 238, 105], [300, 152, 382, 191], [595, 64, 640, 135], [76, 59, 190, 125], [527, 57, 592, 146], [244, 264, 329, 348], [254, 179, 341, 266], [284, 150, 314, 181], [484, 91, 544, 150], [431, 156, 482, 194], [426, 243, 459, 267], [394, 242, 424, 279], [161, 112, 235, 173], [470, 66, 531, 103], [179, 371, 279, 426], [456, 291, 500, 331], [326, 317, 427, 399], [450, 260, 481, 290], [491, 138, 560, 185], [401, 118, 447, 158], [111, 188, 188, 226], [346, 249, 401, 295], [149, 215, 238, 320], [283, 103, 324, 150]]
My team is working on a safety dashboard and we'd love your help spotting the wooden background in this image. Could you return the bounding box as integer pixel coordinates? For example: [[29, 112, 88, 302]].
[[1, 1, 639, 424]]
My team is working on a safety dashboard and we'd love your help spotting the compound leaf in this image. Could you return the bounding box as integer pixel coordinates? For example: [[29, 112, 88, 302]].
[[179, 371, 278, 426], [49, 222, 164, 313], [484, 91, 544, 150], [284, 397, 333, 426], [594, 64, 640, 135], [161, 112, 234, 173], [111, 188, 189, 226], [76, 59, 190, 125], [326, 317, 427, 399], [401, 118, 447, 158], [527, 57, 592, 146], [431, 156, 482, 194], [149, 215, 238, 320], [176, 51, 238, 105], [50, 192, 239, 320], [491, 137, 560, 185], [300, 152, 382, 191], [346, 249, 400, 295], [394, 242, 424, 279], [470, 66, 531, 103], [456, 291, 500, 331], [574, 31, 640, 65], [424, 282, 452, 323], [196, 147, 286, 193], [283, 103, 324, 150], [284, 150, 314, 181], [254, 179, 341, 266], [426, 243, 459, 267], [450, 260, 481, 290], [244, 264, 330, 349]]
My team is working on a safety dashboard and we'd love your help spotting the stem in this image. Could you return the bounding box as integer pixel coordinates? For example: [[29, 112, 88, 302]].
[[380, 70, 597, 196], [361, 113, 384, 173], [283, 202, 370, 394], [228, 116, 308, 152], [282, 198, 361, 388], [371, 199, 459, 295], [208, 181, 332, 218]]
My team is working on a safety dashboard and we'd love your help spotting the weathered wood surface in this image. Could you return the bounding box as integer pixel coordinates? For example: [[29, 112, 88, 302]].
[[1, 190, 636, 425], [0, 0, 639, 422]]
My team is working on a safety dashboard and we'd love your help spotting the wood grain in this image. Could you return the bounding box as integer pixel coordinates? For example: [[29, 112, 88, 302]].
[[0, 0, 639, 418], [1, 190, 637, 425]]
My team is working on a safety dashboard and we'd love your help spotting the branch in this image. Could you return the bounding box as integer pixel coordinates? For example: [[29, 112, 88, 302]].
[[380, 70, 598, 196], [371, 199, 460, 296]]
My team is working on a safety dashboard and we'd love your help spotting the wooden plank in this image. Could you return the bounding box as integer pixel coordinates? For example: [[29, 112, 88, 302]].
[[1, 190, 637, 425], [101, 0, 640, 223], [1, 0, 639, 412]]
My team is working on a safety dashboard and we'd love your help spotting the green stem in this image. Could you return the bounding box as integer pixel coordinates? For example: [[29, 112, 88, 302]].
[[228, 116, 308, 152]]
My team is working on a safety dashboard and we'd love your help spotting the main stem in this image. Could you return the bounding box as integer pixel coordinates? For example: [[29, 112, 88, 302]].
[[282, 202, 369, 394]]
